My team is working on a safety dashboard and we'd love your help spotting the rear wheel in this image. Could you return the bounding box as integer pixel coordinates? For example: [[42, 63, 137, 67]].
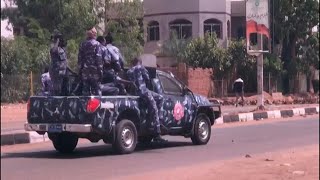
[[112, 119, 138, 154], [191, 113, 211, 145], [51, 132, 78, 154]]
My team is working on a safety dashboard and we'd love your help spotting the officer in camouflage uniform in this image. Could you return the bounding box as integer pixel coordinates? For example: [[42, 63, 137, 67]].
[[127, 57, 166, 142], [96, 36, 120, 96], [78, 27, 103, 96], [49, 30, 68, 96], [103, 33, 127, 95]]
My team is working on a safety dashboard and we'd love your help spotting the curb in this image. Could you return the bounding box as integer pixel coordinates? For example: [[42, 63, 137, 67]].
[[1, 131, 49, 146], [215, 106, 319, 125], [1, 106, 319, 146]]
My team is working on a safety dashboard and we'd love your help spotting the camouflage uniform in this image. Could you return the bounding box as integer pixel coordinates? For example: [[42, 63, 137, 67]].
[[41, 72, 53, 96], [127, 65, 164, 134], [78, 38, 103, 96], [49, 46, 67, 95], [103, 44, 127, 95]]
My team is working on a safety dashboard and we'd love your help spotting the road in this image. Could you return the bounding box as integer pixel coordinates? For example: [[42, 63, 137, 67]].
[[1, 115, 319, 180]]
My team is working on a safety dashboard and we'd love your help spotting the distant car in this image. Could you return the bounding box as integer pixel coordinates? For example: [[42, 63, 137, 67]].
[[25, 67, 221, 154]]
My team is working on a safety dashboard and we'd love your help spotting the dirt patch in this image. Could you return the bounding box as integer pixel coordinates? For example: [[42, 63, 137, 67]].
[[115, 144, 319, 180]]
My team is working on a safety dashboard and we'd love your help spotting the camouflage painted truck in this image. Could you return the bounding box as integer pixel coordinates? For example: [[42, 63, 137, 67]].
[[25, 67, 221, 154]]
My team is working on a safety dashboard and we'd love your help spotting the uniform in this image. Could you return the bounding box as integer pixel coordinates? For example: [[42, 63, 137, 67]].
[[78, 38, 103, 96], [41, 72, 53, 96], [103, 44, 126, 95], [127, 65, 164, 134], [49, 46, 67, 95]]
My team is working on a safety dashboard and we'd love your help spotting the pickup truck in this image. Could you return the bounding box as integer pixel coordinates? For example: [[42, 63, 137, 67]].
[[25, 67, 221, 154]]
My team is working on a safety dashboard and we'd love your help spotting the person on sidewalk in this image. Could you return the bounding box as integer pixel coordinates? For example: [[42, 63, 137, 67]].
[[233, 78, 244, 107]]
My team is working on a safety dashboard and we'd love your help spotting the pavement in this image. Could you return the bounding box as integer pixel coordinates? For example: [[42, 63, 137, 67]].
[[1, 115, 319, 180], [1, 103, 319, 146]]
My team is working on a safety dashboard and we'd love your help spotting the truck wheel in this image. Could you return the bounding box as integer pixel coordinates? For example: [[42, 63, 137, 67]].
[[191, 113, 211, 145], [112, 119, 138, 154], [51, 132, 78, 154]]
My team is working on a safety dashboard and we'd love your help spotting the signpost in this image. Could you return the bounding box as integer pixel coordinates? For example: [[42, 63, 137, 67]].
[[246, 0, 270, 109]]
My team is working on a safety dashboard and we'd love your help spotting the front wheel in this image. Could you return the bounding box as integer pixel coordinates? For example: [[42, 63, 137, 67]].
[[51, 132, 78, 154], [191, 113, 211, 145], [112, 119, 138, 154]]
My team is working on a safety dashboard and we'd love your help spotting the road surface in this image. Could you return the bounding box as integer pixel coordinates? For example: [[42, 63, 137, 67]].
[[1, 115, 319, 180]]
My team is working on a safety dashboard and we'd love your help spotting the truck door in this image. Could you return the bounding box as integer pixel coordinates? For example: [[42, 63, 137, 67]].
[[156, 72, 193, 129]]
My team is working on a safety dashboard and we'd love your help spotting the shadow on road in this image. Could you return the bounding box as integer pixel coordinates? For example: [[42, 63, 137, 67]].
[[1, 141, 193, 159]]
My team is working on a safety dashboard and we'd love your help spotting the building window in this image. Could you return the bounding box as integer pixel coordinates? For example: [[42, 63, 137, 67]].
[[203, 19, 222, 39], [169, 19, 192, 39], [147, 21, 160, 41]]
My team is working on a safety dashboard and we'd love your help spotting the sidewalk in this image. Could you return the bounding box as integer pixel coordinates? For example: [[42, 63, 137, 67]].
[[1, 103, 319, 145]]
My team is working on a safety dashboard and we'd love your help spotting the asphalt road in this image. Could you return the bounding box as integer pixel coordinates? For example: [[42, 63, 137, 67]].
[[1, 116, 319, 180]]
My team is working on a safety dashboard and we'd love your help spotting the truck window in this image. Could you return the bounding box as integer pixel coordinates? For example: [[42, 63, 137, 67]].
[[158, 74, 182, 94]]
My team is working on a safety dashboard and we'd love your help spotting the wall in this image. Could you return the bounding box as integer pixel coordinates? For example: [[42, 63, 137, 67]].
[[159, 63, 213, 97]]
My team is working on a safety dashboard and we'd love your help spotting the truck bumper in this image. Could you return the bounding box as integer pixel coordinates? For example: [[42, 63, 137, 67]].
[[24, 123, 92, 133]]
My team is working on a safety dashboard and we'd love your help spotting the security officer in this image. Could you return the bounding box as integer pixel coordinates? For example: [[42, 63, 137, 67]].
[[127, 57, 166, 142], [78, 27, 103, 96], [103, 33, 127, 95], [96, 36, 120, 96], [49, 30, 68, 96]]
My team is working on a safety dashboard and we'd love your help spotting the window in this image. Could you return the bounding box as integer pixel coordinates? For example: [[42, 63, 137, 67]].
[[147, 21, 160, 41], [203, 19, 222, 39], [169, 19, 192, 39], [158, 75, 182, 94]]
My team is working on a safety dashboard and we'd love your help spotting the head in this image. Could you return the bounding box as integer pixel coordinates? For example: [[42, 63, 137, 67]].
[[132, 57, 142, 66], [96, 36, 106, 46], [86, 27, 97, 39], [105, 33, 113, 44]]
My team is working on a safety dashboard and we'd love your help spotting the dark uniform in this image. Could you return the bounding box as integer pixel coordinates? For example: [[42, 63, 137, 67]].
[[99, 43, 120, 95], [103, 44, 127, 95], [49, 44, 68, 96], [127, 64, 164, 134], [78, 38, 103, 96]]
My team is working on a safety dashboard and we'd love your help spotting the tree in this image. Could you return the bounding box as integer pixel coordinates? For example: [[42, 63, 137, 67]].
[[104, 0, 144, 65], [272, 0, 319, 94], [296, 32, 319, 93], [161, 31, 191, 64]]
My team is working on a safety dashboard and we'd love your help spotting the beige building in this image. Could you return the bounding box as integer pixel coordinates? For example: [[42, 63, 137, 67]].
[[143, 0, 246, 54]]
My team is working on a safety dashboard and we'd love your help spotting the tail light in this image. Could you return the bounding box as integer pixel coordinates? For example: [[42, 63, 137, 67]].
[[87, 98, 100, 113], [27, 99, 31, 113]]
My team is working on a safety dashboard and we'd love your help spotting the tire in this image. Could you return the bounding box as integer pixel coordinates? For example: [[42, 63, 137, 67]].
[[191, 113, 211, 145], [112, 119, 138, 154], [138, 136, 153, 145], [51, 132, 78, 154]]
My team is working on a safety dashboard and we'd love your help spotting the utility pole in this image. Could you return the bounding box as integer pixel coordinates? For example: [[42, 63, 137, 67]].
[[257, 34, 264, 109]]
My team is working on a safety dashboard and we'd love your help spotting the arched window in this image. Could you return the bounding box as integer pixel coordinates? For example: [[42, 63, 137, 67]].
[[203, 19, 223, 39], [147, 21, 160, 41], [169, 19, 192, 39]]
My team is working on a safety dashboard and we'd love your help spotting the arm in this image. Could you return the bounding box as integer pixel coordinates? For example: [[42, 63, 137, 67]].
[[95, 44, 103, 78], [77, 42, 84, 74]]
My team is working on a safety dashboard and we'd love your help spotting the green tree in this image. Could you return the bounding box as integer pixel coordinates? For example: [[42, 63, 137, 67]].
[[105, 0, 144, 65], [161, 31, 191, 63], [272, 0, 319, 93]]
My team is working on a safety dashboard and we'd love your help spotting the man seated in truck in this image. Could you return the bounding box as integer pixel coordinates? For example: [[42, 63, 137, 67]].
[[40, 66, 53, 96], [127, 57, 166, 142]]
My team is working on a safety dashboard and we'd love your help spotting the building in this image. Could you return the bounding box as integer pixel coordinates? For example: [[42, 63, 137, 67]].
[[143, 0, 246, 54]]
